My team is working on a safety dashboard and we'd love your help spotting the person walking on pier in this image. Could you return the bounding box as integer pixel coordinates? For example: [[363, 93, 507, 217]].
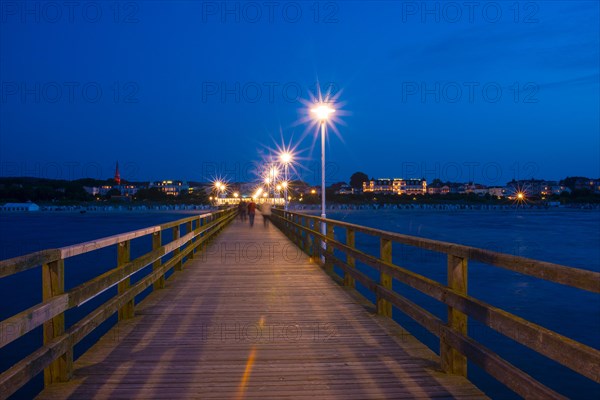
[[247, 200, 256, 227], [261, 202, 272, 227], [238, 201, 247, 221]]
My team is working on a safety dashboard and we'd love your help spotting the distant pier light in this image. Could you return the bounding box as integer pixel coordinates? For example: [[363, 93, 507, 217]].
[[278, 151, 294, 210]]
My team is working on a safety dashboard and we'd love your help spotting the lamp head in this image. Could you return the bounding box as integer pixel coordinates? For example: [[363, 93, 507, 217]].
[[311, 104, 335, 121], [279, 152, 293, 164]]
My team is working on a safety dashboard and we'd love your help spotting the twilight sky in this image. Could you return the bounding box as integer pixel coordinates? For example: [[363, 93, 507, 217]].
[[1, 1, 598, 186]]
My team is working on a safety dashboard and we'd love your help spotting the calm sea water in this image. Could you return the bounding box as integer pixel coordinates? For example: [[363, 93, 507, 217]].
[[1, 209, 599, 399]]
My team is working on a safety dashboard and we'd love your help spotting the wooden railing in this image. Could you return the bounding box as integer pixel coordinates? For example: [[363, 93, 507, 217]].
[[0, 207, 237, 399], [270, 209, 600, 399]]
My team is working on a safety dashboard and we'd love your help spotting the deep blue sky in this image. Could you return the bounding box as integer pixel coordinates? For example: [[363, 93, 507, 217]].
[[1, 1, 598, 185]]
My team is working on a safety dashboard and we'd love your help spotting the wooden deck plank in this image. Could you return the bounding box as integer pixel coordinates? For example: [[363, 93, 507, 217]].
[[37, 218, 487, 399]]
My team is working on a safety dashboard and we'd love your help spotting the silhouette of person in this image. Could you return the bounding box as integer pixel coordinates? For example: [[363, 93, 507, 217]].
[[238, 201, 247, 221], [247, 200, 256, 227], [261, 202, 272, 227]]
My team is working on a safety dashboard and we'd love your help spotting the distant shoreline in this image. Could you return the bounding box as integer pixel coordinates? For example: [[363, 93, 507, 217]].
[[1, 202, 599, 214]]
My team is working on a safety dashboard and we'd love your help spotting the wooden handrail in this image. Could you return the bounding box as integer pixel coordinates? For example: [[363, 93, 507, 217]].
[[270, 209, 600, 399], [277, 211, 600, 293], [0, 207, 237, 399], [0, 249, 61, 279], [0, 211, 229, 279]]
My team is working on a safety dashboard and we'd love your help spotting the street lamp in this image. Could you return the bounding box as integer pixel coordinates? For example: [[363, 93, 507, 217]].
[[264, 176, 271, 204], [310, 104, 335, 219], [279, 151, 293, 210], [310, 103, 335, 263], [214, 181, 227, 205], [275, 184, 282, 205], [265, 165, 279, 204], [281, 180, 288, 208]]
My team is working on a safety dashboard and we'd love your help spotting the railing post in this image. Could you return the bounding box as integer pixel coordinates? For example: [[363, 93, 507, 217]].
[[173, 225, 182, 271], [344, 228, 355, 287], [324, 223, 334, 273], [283, 211, 288, 232], [306, 218, 314, 257], [205, 214, 212, 244], [441, 254, 468, 376], [317, 220, 324, 264], [377, 238, 392, 317], [186, 220, 194, 259], [294, 214, 300, 245], [118, 240, 134, 320], [300, 216, 307, 252], [42, 258, 72, 385], [200, 216, 207, 252], [194, 217, 201, 255], [152, 231, 164, 290]]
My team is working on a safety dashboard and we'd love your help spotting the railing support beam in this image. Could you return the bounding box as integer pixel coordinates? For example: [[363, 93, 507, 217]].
[[186, 221, 194, 260], [441, 254, 468, 376], [118, 240, 134, 320], [173, 226, 182, 271], [306, 217, 314, 258], [344, 228, 356, 287], [152, 231, 164, 290], [325, 223, 334, 273], [42, 259, 72, 385], [377, 238, 393, 317]]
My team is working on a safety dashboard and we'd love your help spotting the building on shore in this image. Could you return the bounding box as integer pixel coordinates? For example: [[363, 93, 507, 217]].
[[150, 180, 189, 196], [507, 179, 577, 197], [488, 187, 506, 198], [541, 183, 570, 196], [427, 185, 451, 195], [335, 185, 355, 195], [363, 178, 427, 195], [403, 179, 428, 195], [0, 202, 40, 212], [464, 183, 489, 196]]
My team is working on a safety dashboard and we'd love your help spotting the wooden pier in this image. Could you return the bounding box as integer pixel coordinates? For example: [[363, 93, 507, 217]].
[[1, 208, 599, 399]]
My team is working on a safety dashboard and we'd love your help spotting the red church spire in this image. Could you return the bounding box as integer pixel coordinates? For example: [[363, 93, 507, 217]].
[[114, 161, 121, 185]]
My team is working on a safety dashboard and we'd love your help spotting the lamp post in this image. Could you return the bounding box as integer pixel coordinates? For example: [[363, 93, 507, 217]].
[[311, 103, 335, 263], [267, 166, 278, 205], [281, 181, 288, 209], [310, 104, 335, 219], [279, 151, 292, 210], [214, 181, 227, 206], [263, 177, 270, 205], [276, 184, 282, 205]]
